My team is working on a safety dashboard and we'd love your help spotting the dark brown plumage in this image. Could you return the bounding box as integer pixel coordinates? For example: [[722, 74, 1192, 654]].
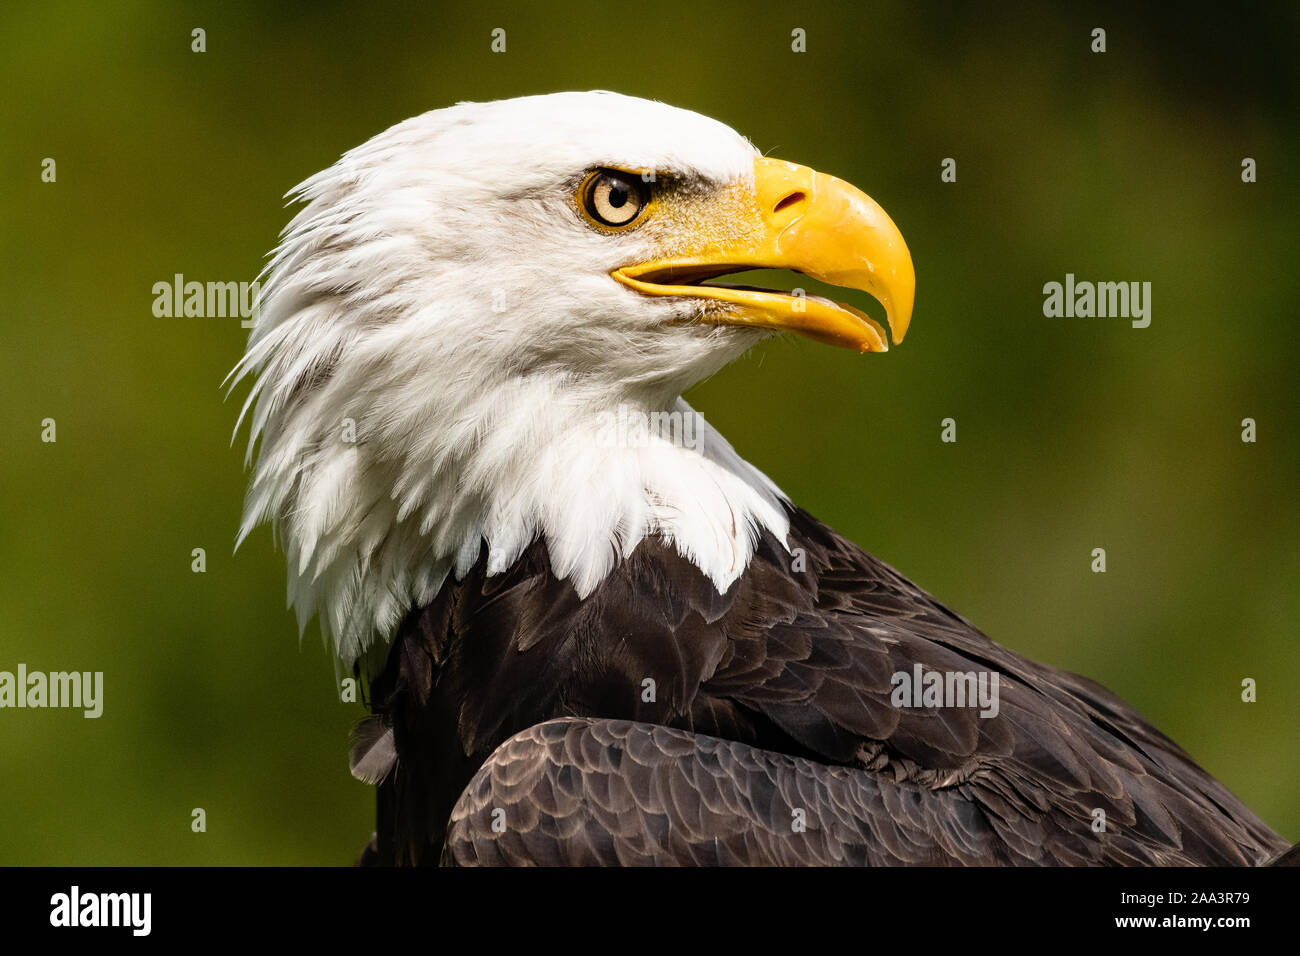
[[356, 505, 1287, 866]]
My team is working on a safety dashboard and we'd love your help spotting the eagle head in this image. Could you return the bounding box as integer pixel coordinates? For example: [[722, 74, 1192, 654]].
[[230, 91, 914, 673]]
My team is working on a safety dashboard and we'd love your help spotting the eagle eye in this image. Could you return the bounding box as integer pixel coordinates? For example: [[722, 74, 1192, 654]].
[[580, 169, 651, 229]]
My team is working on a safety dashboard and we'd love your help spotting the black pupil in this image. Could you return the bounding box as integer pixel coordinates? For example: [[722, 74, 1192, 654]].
[[607, 180, 629, 209]]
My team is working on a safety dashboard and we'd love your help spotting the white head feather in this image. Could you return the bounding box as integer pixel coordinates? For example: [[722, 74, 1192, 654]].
[[229, 92, 791, 673]]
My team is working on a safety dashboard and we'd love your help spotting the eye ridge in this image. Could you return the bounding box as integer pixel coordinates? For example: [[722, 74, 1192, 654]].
[[581, 168, 651, 229]]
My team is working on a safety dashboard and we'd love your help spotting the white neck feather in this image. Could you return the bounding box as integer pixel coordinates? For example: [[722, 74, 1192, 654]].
[[241, 370, 790, 672]]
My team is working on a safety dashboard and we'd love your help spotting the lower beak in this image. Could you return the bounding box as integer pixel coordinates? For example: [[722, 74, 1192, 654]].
[[612, 156, 915, 352]]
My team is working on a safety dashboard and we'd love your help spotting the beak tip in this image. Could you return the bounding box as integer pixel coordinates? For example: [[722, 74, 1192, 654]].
[[887, 297, 913, 346]]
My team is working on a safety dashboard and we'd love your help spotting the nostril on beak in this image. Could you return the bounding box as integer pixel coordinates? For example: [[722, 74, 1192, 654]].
[[772, 190, 806, 215]]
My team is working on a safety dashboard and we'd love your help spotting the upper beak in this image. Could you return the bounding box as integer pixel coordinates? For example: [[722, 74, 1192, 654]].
[[612, 156, 915, 352]]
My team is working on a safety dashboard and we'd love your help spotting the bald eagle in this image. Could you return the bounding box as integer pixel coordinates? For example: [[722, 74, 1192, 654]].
[[230, 91, 1290, 867]]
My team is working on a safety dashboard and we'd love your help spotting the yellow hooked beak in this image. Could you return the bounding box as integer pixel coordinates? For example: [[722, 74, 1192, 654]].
[[612, 157, 914, 352]]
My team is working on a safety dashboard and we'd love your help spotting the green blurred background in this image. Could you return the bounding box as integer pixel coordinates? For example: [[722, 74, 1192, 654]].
[[2, 1, 1297, 864]]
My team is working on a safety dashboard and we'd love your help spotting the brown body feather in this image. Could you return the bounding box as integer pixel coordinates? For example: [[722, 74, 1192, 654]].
[[362, 505, 1287, 866]]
